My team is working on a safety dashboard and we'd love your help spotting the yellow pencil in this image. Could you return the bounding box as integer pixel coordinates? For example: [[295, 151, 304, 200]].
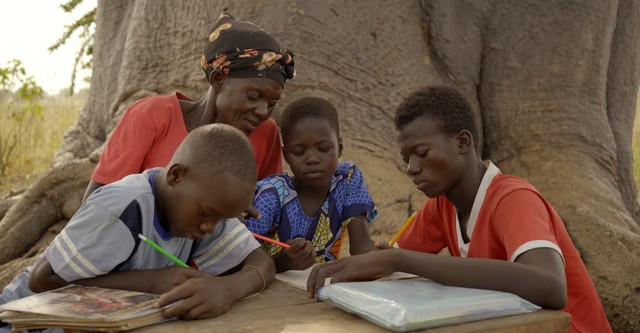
[[388, 211, 417, 247]]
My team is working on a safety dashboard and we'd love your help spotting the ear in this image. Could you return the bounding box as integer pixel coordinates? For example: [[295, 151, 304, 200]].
[[456, 130, 474, 154], [209, 69, 225, 92], [338, 137, 344, 158], [199, 220, 217, 234], [166, 163, 187, 187]]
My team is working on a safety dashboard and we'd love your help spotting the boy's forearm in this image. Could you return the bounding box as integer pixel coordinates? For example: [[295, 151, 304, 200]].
[[72, 270, 161, 294], [29, 256, 68, 293], [231, 248, 276, 299], [391, 249, 567, 309], [29, 257, 158, 294]]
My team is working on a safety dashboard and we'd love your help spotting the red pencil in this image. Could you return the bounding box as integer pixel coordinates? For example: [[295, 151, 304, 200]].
[[252, 232, 291, 249]]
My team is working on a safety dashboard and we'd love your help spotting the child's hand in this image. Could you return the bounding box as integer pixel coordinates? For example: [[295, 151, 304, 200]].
[[149, 266, 206, 295], [238, 206, 261, 224], [156, 275, 236, 320], [306, 250, 395, 298], [374, 241, 392, 250], [280, 238, 315, 271]]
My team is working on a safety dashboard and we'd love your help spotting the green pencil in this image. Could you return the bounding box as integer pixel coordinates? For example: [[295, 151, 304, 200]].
[[138, 233, 189, 268]]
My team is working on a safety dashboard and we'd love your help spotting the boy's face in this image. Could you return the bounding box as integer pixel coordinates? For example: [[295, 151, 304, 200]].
[[398, 116, 466, 198], [164, 166, 254, 239], [212, 76, 283, 136], [283, 118, 341, 190]]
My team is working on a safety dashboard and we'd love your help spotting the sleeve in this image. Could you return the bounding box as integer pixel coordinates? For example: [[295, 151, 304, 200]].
[[246, 180, 282, 236], [493, 189, 563, 262], [44, 199, 136, 282], [91, 101, 157, 184], [249, 118, 283, 180], [342, 164, 376, 223], [396, 199, 447, 254], [192, 218, 260, 276]]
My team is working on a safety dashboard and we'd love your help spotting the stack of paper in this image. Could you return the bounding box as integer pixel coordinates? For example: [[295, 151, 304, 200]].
[[318, 279, 540, 332]]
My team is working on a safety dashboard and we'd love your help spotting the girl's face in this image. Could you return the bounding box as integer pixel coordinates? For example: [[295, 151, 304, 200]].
[[398, 116, 465, 198], [213, 76, 283, 136], [283, 118, 341, 191]]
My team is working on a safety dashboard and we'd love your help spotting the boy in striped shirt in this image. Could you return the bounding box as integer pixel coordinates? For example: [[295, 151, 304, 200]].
[[1, 124, 273, 330]]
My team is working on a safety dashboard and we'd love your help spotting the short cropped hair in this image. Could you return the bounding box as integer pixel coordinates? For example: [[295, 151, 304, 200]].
[[170, 124, 257, 184], [394, 86, 479, 148], [280, 97, 340, 142]]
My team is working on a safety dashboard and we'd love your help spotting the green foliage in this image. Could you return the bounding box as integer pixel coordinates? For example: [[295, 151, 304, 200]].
[[0, 60, 44, 176], [49, 0, 95, 96]]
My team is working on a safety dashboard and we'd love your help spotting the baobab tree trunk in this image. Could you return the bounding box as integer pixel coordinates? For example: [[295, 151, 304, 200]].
[[0, 0, 638, 331]]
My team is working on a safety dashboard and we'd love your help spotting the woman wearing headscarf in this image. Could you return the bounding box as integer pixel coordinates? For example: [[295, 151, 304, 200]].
[[41, 12, 294, 320], [82, 12, 295, 201]]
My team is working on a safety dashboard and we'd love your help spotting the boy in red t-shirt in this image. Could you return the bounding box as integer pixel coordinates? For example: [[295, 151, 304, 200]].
[[307, 86, 612, 333]]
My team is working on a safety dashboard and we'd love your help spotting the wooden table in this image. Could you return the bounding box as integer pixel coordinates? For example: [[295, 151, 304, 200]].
[[129, 280, 571, 333]]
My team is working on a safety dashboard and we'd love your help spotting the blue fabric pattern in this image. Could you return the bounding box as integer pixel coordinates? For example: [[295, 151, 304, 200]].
[[246, 162, 376, 262]]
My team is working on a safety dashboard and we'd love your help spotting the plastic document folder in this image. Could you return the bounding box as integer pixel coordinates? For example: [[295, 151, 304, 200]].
[[318, 279, 540, 332]]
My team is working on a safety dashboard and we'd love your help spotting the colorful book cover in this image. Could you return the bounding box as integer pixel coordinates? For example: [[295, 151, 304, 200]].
[[0, 285, 158, 321], [0, 285, 172, 331]]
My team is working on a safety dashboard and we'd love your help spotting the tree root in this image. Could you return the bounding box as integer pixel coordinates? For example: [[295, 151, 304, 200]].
[[0, 160, 93, 265]]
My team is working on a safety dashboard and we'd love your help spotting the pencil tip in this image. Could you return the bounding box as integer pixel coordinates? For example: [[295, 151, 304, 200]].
[[137, 233, 146, 241]]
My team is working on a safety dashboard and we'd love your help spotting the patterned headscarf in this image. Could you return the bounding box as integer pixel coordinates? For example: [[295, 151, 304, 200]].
[[201, 12, 295, 88]]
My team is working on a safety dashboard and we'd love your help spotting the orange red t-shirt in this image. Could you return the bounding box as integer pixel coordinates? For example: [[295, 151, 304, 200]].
[[397, 162, 611, 333], [92, 92, 282, 184]]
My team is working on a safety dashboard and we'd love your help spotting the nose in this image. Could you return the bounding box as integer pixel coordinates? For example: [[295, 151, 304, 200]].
[[254, 100, 270, 121], [406, 156, 420, 175], [305, 152, 320, 164]]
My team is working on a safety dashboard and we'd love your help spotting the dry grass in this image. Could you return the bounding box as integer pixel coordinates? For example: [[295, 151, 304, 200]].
[[0, 94, 84, 198]]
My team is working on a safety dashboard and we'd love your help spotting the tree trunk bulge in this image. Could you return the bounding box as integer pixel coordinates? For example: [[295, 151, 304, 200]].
[[0, 1, 638, 331]]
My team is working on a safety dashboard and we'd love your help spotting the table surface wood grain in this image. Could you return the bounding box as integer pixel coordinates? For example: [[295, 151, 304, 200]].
[[126, 280, 571, 333]]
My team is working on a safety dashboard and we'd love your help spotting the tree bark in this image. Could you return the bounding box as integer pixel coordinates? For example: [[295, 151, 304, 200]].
[[0, 0, 638, 331]]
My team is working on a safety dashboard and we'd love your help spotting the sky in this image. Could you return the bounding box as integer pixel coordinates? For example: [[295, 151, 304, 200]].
[[0, 0, 97, 95]]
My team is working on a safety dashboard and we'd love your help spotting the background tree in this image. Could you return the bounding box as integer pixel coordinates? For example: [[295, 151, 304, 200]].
[[48, 0, 96, 96], [0, 1, 638, 331]]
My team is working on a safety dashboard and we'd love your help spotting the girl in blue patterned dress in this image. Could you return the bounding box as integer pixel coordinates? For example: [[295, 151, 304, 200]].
[[246, 97, 377, 272]]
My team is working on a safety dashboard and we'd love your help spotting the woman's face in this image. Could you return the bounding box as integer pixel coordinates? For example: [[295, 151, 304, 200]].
[[214, 77, 283, 136]]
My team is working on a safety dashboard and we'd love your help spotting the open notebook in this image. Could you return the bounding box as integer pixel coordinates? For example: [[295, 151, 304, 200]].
[[275, 266, 322, 290], [275, 266, 417, 291]]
